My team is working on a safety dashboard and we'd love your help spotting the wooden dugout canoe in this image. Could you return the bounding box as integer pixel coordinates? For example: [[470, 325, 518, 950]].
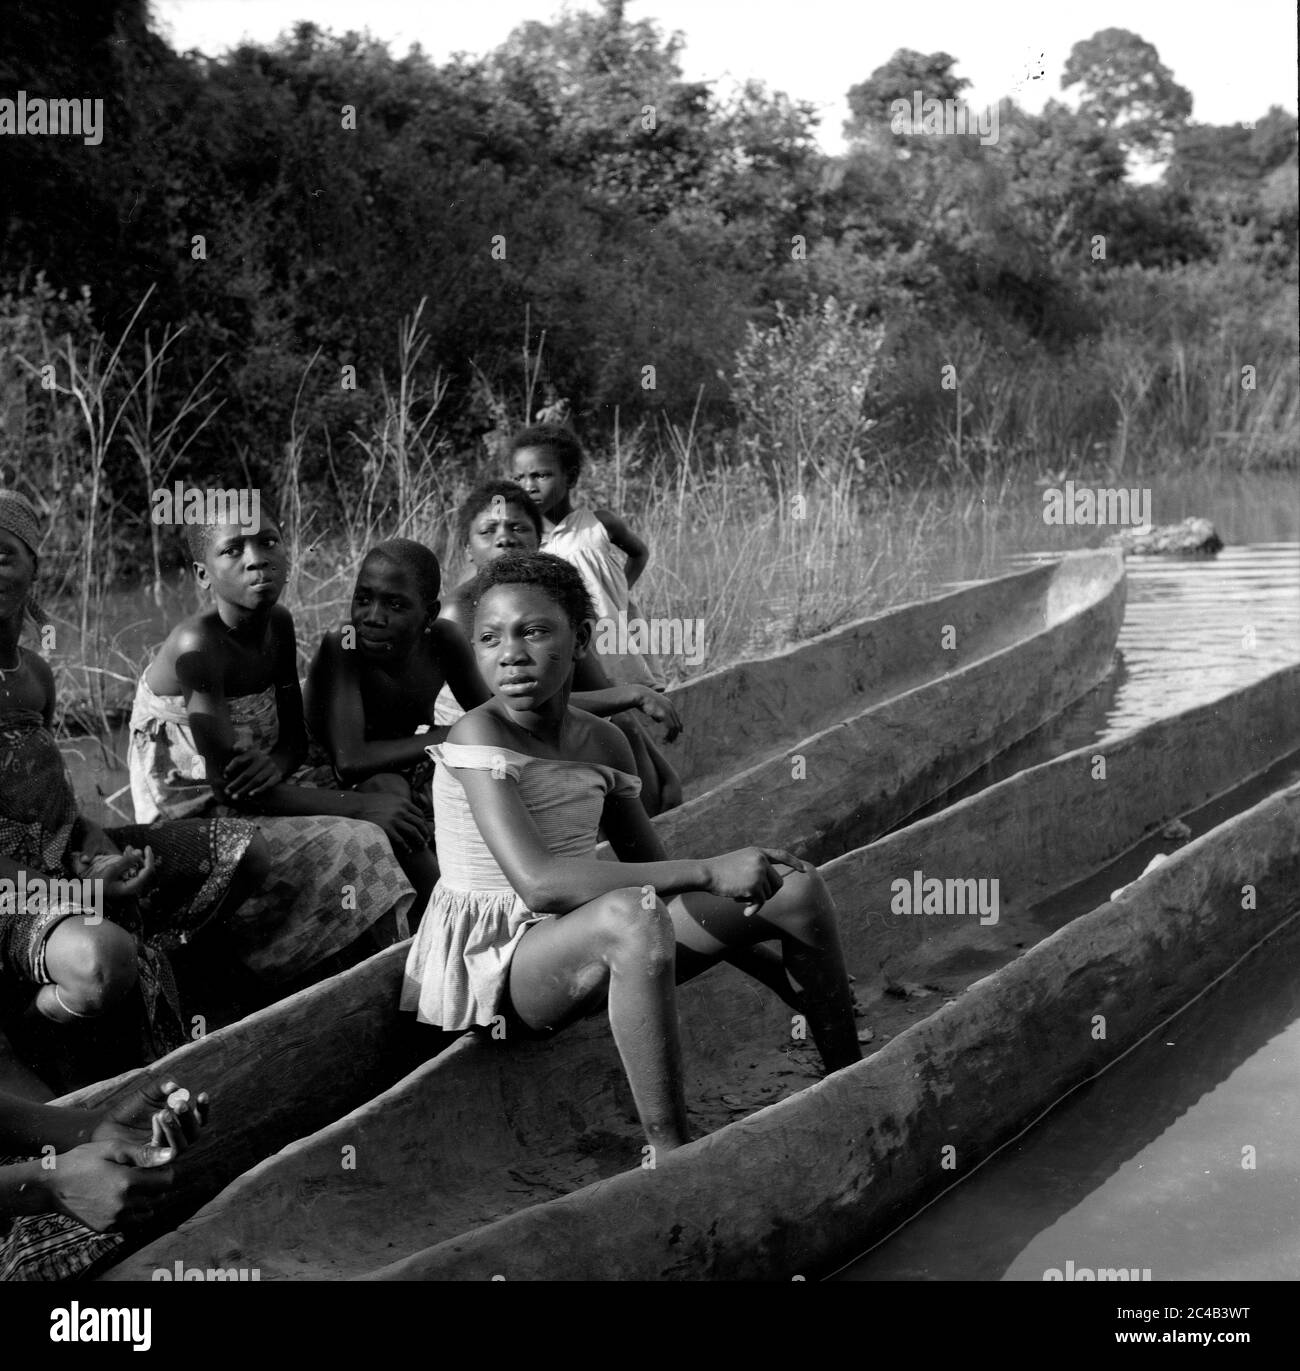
[[654, 548, 1124, 862], [88, 661, 1300, 1281]]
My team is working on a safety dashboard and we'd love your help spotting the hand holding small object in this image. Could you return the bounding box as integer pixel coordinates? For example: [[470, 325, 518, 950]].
[[73, 846, 157, 901]]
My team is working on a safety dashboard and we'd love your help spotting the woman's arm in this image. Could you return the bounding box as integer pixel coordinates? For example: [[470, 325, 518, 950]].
[[176, 622, 366, 818], [595, 509, 649, 588], [267, 609, 309, 777], [0, 1092, 99, 1154], [0, 1157, 57, 1217], [454, 721, 797, 920], [25, 658, 123, 863], [456, 766, 707, 913]]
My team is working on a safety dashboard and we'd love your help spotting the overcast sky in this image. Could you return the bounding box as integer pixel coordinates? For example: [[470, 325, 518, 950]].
[[154, 0, 1298, 152]]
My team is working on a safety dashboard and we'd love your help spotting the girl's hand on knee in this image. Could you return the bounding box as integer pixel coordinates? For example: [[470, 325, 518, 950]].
[[704, 847, 810, 916]]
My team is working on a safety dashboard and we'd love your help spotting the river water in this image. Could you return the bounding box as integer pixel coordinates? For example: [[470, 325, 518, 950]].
[[834, 473, 1300, 1283], [834, 908, 1300, 1283]]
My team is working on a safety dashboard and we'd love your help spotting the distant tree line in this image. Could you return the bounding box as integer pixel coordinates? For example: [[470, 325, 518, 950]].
[[1, 0, 1295, 511]]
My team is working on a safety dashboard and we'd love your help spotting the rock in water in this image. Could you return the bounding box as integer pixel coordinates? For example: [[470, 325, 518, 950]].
[[1107, 517, 1224, 556]]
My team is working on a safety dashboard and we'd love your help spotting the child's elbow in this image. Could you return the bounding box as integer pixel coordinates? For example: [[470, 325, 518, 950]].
[[333, 756, 367, 787], [517, 869, 568, 915]]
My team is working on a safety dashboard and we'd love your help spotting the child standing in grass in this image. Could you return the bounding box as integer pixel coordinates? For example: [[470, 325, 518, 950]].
[[402, 553, 859, 1152], [303, 538, 491, 908], [438, 480, 682, 813], [510, 426, 668, 690], [0, 490, 268, 1086], [128, 505, 417, 977]]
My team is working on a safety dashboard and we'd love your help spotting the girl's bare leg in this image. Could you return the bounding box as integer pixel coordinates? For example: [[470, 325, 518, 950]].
[[644, 733, 682, 812], [507, 888, 689, 1151], [720, 943, 801, 1010], [669, 869, 861, 1073]]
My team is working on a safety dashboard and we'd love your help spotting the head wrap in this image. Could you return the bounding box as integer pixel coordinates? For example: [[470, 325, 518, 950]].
[[0, 489, 49, 625]]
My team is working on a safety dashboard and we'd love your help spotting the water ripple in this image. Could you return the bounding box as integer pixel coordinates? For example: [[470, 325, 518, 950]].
[[1011, 544, 1299, 740]]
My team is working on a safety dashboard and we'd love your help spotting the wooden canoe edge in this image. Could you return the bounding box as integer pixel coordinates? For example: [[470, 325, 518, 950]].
[[56, 942, 413, 1215], [670, 549, 1121, 791], [363, 779, 1300, 1281], [835, 660, 1300, 993], [650, 547, 1125, 861]]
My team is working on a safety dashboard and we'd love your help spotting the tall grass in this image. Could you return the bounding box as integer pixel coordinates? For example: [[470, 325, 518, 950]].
[[3, 262, 1295, 734]]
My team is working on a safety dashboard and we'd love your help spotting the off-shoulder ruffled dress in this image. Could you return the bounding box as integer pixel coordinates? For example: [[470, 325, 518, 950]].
[[401, 742, 640, 1030]]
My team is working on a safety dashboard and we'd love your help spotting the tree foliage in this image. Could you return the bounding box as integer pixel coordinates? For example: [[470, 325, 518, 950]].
[[0, 5, 1291, 504], [1061, 28, 1193, 155]]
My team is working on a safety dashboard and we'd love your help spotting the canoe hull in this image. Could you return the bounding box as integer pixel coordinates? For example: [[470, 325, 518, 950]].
[[657, 549, 1125, 862], [62, 943, 421, 1220], [96, 664, 1300, 1280], [667, 550, 1123, 797], [367, 779, 1300, 1281]]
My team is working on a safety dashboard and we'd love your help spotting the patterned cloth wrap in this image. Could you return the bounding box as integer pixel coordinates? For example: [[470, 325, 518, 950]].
[[0, 1191, 123, 1282], [129, 679, 415, 976], [0, 706, 256, 1055]]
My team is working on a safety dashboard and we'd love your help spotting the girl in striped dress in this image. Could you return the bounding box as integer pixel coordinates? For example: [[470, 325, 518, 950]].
[[402, 553, 859, 1153]]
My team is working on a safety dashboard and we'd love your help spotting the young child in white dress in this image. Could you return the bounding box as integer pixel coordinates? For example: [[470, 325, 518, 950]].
[[509, 426, 667, 689]]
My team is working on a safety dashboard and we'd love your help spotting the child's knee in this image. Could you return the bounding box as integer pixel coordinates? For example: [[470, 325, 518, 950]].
[[797, 867, 832, 907], [770, 867, 834, 937], [44, 918, 138, 1014], [594, 888, 675, 971]]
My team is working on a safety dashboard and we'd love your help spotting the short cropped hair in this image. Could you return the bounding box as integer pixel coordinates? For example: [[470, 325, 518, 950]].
[[363, 538, 442, 608], [183, 501, 281, 563], [456, 479, 543, 548], [465, 552, 596, 631], [507, 425, 584, 482]]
